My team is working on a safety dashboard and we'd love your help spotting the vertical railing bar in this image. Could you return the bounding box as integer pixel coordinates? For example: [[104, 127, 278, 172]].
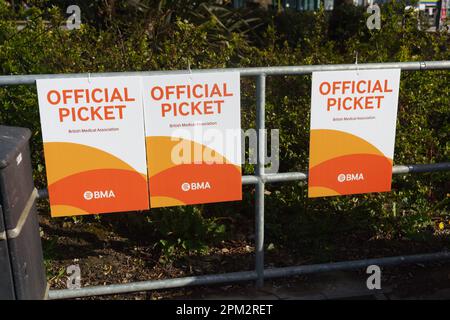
[[255, 73, 266, 288]]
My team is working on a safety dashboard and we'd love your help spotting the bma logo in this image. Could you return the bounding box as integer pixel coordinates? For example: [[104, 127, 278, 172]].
[[181, 182, 211, 192], [337, 173, 364, 183], [83, 190, 116, 200]]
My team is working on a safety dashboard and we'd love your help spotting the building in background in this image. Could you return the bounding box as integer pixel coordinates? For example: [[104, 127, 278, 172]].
[[233, 0, 332, 10], [232, 0, 448, 29], [419, 0, 441, 17], [413, 0, 449, 28], [233, 0, 449, 17]]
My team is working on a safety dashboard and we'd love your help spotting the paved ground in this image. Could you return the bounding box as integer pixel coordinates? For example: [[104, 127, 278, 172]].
[[179, 261, 450, 300]]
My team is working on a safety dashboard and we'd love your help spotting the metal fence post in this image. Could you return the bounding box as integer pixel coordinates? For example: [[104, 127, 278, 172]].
[[255, 74, 266, 288]]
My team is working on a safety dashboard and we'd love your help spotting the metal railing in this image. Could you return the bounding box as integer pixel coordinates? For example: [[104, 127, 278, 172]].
[[1, 61, 449, 299]]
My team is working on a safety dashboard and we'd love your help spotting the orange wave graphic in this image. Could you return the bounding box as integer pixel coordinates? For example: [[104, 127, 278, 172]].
[[145, 136, 241, 208], [309, 129, 387, 168], [308, 129, 393, 197], [308, 186, 340, 197], [150, 196, 185, 207], [146, 136, 237, 177], [149, 163, 242, 208], [44, 142, 149, 216], [308, 153, 393, 197], [44, 142, 146, 184], [50, 205, 89, 217], [48, 168, 149, 216]]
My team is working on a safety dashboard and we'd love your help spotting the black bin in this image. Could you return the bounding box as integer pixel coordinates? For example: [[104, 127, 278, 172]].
[[0, 206, 15, 299], [0, 125, 47, 300]]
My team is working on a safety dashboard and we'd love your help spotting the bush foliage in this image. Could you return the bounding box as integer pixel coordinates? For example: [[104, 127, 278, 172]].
[[0, 0, 448, 258]]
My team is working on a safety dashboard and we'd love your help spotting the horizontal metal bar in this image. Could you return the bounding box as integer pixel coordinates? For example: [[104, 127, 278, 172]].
[[37, 188, 49, 199], [263, 172, 308, 183], [49, 270, 258, 300], [0, 61, 449, 86], [261, 162, 450, 184], [242, 175, 259, 185], [237, 60, 450, 76], [36, 162, 450, 199], [392, 162, 450, 174], [264, 251, 450, 279], [48, 251, 450, 300]]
